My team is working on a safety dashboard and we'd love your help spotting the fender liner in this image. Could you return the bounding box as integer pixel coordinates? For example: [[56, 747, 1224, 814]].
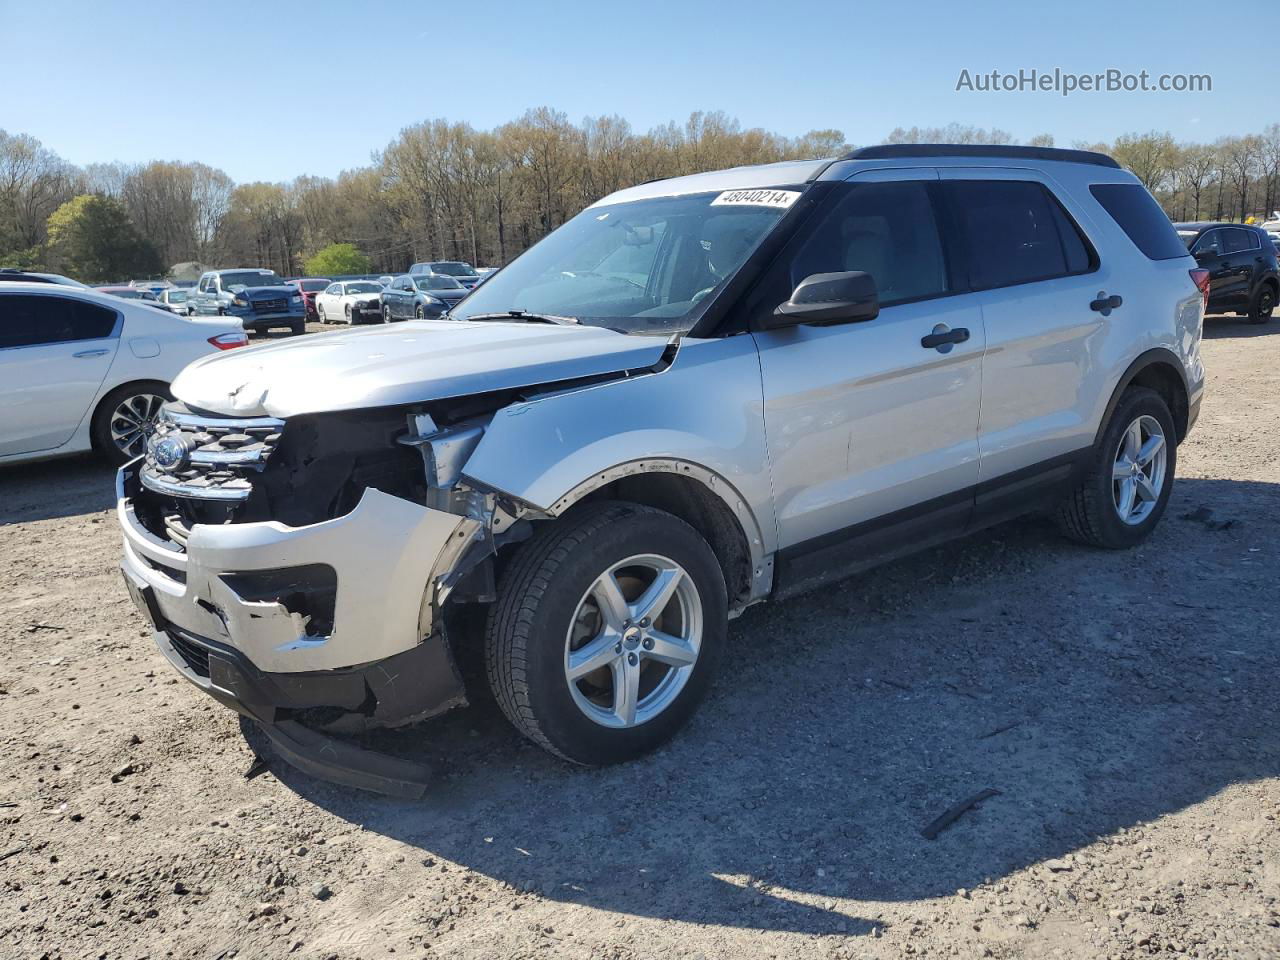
[[1093, 348, 1192, 446]]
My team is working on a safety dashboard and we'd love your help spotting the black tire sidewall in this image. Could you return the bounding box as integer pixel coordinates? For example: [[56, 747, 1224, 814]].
[[501, 507, 727, 765], [1251, 285, 1275, 324], [1087, 389, 1178, 548]]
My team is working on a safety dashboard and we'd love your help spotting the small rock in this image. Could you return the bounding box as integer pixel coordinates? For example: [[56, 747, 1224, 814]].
[[173, 881, 189, 895], [110, 763, 135, 783], [1044, 858, 1073, 872], [310, 883, 332, 901]]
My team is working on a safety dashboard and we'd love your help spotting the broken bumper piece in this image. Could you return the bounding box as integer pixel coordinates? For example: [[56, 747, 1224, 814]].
[[143, 618, 447, 797]]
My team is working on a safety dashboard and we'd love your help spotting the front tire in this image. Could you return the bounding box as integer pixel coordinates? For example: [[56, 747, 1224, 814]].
[[1057, 386, 1177, 549], [1249, 284, 1276, 324], [415, 304, 425, 319], [485, 502, 727, 766], [383, 305, 392, 324], [344, 304, 353, 325]]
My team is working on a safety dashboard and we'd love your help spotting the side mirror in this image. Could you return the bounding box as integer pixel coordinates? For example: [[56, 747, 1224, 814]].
[[765, 271, 880, 328], [1194, 248, 1217, 262]]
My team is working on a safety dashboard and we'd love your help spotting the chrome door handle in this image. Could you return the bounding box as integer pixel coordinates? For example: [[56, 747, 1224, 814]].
[[73, 348, 109, 358]]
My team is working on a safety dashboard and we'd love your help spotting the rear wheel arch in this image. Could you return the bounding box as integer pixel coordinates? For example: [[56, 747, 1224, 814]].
[[1095, 349, 1190, 446]]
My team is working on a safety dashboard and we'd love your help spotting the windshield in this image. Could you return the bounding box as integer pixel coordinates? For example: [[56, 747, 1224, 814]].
[[428, 261, 478, 277], [106, 289, 153, 300], [222, 271, 281, 290], [1177, 230, 1200, 249], [416, 276, 463, 291], [452, 188, 798, 335], [166, 290, 188, 302], [344, 281, 381, 295]]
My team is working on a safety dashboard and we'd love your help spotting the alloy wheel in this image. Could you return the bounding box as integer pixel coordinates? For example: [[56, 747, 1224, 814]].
[[109, 393, 167, 459], [564, 554, 702, 729], [1112, 414, 1167, 526]]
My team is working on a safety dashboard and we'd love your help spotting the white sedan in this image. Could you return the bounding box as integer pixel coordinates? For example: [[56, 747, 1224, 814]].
[[0, 282, 247, 465], [315, 280, 384, 324]]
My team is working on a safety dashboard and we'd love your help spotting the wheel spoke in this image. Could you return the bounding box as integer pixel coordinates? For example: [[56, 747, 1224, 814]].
[[590, 573, 630, 631], [567, 632, 620, 680], [632, 565, 683, 624], [1112, 459, 1132, 480], [611, 658, 640, 726], [1117, 477, 1137, 518], [1124, 421, 1142, 459], [644, 629, 697, 668], [1135, 475, 1158, 503], [1136, 433, 1164, 466]]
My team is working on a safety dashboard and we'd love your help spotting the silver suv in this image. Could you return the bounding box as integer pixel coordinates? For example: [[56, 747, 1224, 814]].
[[117, 145, 1205, 796]]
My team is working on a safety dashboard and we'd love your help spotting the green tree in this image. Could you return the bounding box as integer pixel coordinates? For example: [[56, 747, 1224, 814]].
[[304, 242, 372, 276], [45, 194, 161, 281]]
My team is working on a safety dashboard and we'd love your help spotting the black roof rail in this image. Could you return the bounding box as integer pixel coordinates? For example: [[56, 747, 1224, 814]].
[[842, 144, 1121, 169]]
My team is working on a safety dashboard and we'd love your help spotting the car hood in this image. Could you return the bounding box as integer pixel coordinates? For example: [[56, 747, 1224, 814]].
[[170, 319, 669, 418], [232, 284, 296, 298]]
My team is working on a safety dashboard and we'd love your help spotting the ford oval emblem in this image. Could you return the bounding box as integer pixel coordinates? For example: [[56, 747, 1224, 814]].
[[150, 435, 189, 472]]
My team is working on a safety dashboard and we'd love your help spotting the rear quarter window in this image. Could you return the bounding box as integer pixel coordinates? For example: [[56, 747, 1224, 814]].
[[1090, 183, 1188, 260], [0, 294, 118, 348]]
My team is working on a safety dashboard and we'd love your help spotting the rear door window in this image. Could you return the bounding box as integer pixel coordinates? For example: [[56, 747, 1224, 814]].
[[1222, 227, 1259, 255], [1089, 183, 1189, 260], [945, 180, 1096, 290], [0, 294, 119, 349]]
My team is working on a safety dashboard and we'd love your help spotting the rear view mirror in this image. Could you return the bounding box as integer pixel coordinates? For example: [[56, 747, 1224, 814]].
[[765, 271, 880, 328], [623, 225, 654, 246]]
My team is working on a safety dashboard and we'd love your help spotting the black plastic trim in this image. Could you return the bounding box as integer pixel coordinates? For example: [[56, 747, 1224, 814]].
[[773, 449, 1090, 599], [1094, 348, 1192, 445]]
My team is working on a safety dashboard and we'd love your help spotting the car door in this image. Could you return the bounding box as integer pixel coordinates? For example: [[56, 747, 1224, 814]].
[[318, 283, 339, 320], [1220, 226, 1262, 307], [0, 290, 121, 456], [936, 170, 1108, 496], [749, 169, 985, 560], [390, 277, 410, 317], [1190, 229, 1236, 310]]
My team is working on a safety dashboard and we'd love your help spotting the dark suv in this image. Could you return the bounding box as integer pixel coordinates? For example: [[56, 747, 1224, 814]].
[[1175, 222, 1279, 322]]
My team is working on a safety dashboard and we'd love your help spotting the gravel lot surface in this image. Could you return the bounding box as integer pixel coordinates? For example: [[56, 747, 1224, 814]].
[[2, 318, 1278, 960]]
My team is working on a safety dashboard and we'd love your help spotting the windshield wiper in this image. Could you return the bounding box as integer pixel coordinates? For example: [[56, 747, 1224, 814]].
[[462, 310, 579, 326]]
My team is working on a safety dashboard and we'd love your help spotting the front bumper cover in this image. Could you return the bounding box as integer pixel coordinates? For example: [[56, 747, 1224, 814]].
[[117, 463, 481, 796]]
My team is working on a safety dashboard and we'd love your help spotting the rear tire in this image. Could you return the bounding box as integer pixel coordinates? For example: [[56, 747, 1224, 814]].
[[1249, 284, 1276, 324], [415, 304, 425, 319], [383, 305, 392, 323], [1057, 386, 1176, 549], [485, 502, 727, 766], [91, 380, 172, 466]]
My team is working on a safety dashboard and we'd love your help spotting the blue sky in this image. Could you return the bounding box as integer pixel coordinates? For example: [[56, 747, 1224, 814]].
[[2, 0, 1238, 184]]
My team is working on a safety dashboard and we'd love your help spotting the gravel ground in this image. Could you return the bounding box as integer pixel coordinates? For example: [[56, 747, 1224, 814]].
[[1, 317, 1278, 960]]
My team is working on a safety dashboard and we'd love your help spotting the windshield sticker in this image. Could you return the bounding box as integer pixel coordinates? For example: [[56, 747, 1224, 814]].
[[711, 188, 800, 209]]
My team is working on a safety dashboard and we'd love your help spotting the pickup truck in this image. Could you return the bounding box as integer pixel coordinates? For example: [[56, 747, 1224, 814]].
[[189, 269, 306, 334]]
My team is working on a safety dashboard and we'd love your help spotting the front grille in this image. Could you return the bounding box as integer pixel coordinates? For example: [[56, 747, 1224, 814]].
[[252, 298, 287, 313], [166, 629, 210, 678], [140, 405, 284, 505]]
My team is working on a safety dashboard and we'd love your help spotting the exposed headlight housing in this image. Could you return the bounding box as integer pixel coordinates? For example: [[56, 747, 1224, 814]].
[[232, 296, 249, 307]]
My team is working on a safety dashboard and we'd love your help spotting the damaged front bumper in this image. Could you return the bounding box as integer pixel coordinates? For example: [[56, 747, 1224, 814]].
[[117, 462, 480, 796]]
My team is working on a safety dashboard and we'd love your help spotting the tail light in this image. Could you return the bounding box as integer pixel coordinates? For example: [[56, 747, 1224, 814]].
[[208, 332, 249, 350], [1189, 268, 1210, 313]]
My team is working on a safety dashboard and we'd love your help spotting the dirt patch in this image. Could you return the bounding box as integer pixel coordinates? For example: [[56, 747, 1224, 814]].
[[1, 317, 1278, 959]]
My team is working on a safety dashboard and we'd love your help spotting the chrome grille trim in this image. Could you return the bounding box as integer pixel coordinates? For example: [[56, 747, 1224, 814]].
[[138, 404, 284, 503]]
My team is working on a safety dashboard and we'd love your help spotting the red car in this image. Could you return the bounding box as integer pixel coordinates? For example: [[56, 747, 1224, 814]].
[[287, 278, 331, 320]]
